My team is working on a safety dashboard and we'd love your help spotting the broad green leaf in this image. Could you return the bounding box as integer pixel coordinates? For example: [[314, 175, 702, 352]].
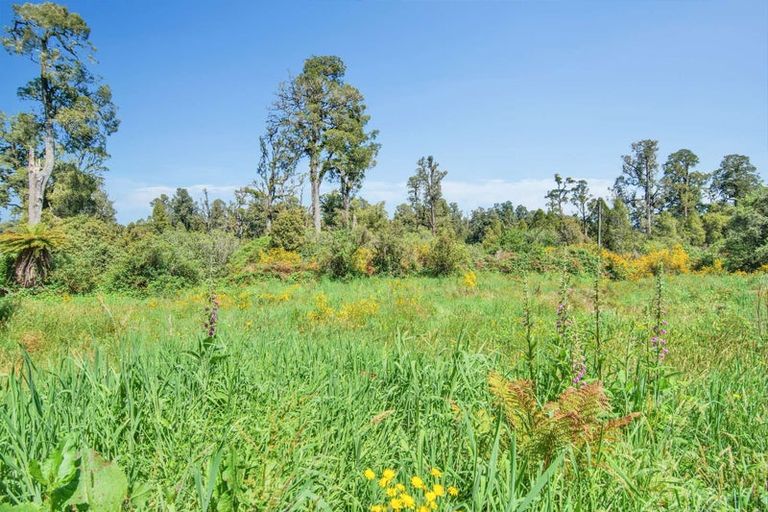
[[66, 450, 128, 512]]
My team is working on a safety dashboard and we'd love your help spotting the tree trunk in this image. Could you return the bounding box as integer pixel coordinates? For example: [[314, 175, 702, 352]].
[[27, 131, 54, 226], [429, 204, 436, 234], [309, 154, 321, 233], [341, 180, 351, 229]]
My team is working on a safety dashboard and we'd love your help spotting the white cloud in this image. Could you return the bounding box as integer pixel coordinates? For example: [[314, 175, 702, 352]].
[[110, 177, 614, 222], [362, 177, 613, 213]]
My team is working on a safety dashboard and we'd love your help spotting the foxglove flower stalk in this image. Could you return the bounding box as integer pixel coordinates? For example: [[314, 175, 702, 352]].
[[572, 355, 587, 387], [204, 293, 220, 338]]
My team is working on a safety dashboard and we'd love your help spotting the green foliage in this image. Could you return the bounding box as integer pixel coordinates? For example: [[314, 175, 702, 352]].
[[424, 229, 468, 276], [269, 207, 307, 251], [0, 274, 766, 510], [317, 229, 366, 279], [0, 224, 65, 287], [48, 216, 121, 293], [724, 187, 768, 271], [3, 435, 128, 512], [105, 233, 202, 293]]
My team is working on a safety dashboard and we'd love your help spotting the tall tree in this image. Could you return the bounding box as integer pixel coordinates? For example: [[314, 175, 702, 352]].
[[169, 188, 199, 230], [710, 154, 761, 206], [545, 173, 573, 217], [407, 156, 447, 234], [661, 149, 706, 220], [272, 55, 374, 233], [1, 2, 118, 225], [150, 194, 172, 232], [569, 179, 592, 236], [323, 93, 380, 227], [256, 123, 300, 232], [614, 140, 660, 235]]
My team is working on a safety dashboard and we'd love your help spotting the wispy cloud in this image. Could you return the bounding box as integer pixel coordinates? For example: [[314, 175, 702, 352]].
[[362, 178, 613, 213], [110, 177, 613, 223]]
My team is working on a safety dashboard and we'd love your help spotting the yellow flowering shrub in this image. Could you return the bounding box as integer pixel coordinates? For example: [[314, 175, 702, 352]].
[[258, 284, 299, 303], [307, 293, 379, 328], [601, 250, 632, 281], [337, 298, 380, 328], [697, 258, 725, 275], [632, 245, 690, 277], [307, 293, 335, 323], [353, 247, 376, 276], [601, 245, 691, 280], [363, 467, 459, 511], [461, 270, 477, 290]]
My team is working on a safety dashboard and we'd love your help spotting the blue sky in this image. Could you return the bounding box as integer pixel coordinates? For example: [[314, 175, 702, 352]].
[[1, 0, 766, 222]]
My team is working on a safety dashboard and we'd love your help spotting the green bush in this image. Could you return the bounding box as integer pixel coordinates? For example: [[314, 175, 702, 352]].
[[105, 234, 202, 293], [316, 229, 371, 279], [271, 207, 308, 251], [228, 236, 272, 274], [724, 187, 768, 271], [49, 216, 123, 293], [425, 230, 469, 276]]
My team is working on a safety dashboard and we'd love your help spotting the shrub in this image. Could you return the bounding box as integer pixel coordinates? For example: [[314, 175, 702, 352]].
[[424, 230, 468, 276], [318, 230, 372, 279], [633, 245, 690, 277], [723, 187, 768, 271], [601, 250, 632, 280], [49, 216, 123, 293], [271, 207, 308, 251], [105, 234, 201, 293]]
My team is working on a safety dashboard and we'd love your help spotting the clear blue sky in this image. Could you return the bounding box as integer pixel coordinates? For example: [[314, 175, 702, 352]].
[[1, 0, 767, 222]]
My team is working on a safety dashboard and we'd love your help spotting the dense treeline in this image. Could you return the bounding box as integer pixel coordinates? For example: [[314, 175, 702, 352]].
[[1, 2, 766, 293]]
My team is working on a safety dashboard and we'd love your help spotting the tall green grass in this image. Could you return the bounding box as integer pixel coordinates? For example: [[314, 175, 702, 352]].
[[0, 273, 766, 510]]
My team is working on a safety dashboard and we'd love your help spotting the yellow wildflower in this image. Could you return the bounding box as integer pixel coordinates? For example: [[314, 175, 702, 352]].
[[370, 506, 384, 512], [430, 467, 443, 478], [395, 483, 406, 493], [386, 487, 398, 498], [448, 486, 459, 496], [425, 491, 436, 503], [418, 507, 429, 512], [378, 477, 389, 488], [401, 493, 415, 508], [411, 476, 425, 489], [390, 498, 403, 510], [433, 484, 445, 497], [364, 468, 376, 480], [382, 469, 396, 481]]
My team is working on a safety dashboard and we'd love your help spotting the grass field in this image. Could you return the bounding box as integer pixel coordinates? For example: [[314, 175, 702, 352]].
[[0, 272, 767, 511]]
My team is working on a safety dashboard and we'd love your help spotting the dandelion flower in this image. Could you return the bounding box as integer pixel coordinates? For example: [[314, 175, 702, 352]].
[[411, 476, 425, 489], [433, 484, 445, 497], [425, 491, 437, 503], [370, 506, 384, 512], [395, 483, 406, 493], [401, 494, 415, 508], [382, 469, 396, 480], [418, 507, 429, 512], [390, 498, 404, 510], [386, 487, 398, 498], [448, 486, 459, 496], [430, 467, 443, 478], [364, 468, 376, 480]]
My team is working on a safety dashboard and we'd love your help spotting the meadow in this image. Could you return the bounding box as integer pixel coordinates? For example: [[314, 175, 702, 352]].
[[0, 272, 766, 511]]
